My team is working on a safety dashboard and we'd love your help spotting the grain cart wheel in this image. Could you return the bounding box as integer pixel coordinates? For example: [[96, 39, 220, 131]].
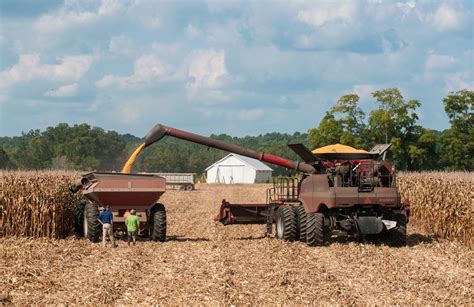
[[295, 205, 307, 242], [306, 213, 329, 246], [83, 203, 101, 242], [275, 206, 297, 241], [385, 214, 407, 247], [151, 203, 167, 242], [74, 201, 86, 237]]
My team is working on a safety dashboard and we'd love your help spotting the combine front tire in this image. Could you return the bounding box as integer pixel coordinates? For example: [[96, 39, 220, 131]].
[[295, 206, 307, 242], [385, 214, 407, 247], [275, 206, 297, 241], [306, 213, 329, 246], [84, 203, 101, 242], [151, 203, 167, 242]]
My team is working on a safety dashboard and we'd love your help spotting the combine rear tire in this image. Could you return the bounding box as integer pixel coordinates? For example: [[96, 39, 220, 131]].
[[84, 203, 101, 242], [306, 213, 329, 246], [151, 203, 167, 242], [275, 206, 297, 241], [385, 214, 407, 247], [74, 201, 85, 237], [295, 205, 307, 242]]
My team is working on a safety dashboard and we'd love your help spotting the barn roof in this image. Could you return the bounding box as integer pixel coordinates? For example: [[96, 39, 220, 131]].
[[205, 153, 273, 171]]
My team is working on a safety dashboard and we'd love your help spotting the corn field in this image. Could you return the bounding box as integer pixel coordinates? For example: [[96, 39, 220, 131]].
[[398, 172, 473, 247], [0, 171, 472, 246], [0, 171, 80, 239]]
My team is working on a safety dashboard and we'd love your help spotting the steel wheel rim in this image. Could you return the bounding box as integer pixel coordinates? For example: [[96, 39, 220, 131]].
[[276, 216, 283, 238], [83, 210, 88, 237]]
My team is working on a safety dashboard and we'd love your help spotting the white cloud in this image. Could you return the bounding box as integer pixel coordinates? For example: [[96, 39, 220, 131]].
[[353, 84, 378, 100], [1, 54, 92, 89], [109, 35, 137, 57], [186, 24, 201, 39], [44, 83, 78, 97], [432, 3, 462, 31], [425, 54, 456, 71], [396, 1, 416, 12], [96, 54, 169, 89], [238, 108, 264, 120], [445, 71, 474, 92], [296, 1, 357, 28], [186, 49, 227, 92], [34, 0, 124, 33]]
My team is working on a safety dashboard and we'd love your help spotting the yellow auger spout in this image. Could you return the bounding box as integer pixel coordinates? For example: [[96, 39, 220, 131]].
[[121, 143, 145, 173]]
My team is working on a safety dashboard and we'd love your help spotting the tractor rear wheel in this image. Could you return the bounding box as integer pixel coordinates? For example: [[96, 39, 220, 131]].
[[306, 212, 329, 246], [275, 206, 297, 241], [151, 203, 167, 242], [385, 214, 407, 247], [295, 205, 307, 242], [74, 201, 85, 237], [83, 203, 101, 242]]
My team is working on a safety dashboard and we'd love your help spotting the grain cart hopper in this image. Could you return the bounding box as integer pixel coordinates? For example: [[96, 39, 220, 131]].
[[143, 123, 410, 247], [70, 172, 167, 242]]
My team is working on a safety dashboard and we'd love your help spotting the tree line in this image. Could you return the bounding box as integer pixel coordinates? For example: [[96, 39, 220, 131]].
[[0, 88, 472, 173]]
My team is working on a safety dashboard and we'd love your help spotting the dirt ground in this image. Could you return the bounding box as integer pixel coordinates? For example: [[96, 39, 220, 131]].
[[1, 184, 472, 304]]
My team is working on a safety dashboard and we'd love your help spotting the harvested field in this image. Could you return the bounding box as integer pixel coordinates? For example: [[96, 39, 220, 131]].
[[1, 183, 473, 304]]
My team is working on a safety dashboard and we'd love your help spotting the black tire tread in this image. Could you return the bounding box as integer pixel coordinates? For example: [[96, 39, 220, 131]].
[[74, 201, 85, 237], [85, 203, 101, 242], [306, 213, 329, 246], [152, 203, 167, 242], [386, 214, 407, 247], [295, 205, 307, 242], [275, 206, 297, 241]]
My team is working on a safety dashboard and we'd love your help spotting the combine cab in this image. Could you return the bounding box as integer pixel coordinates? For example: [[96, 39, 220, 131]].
[[70, 172, 167, 242]]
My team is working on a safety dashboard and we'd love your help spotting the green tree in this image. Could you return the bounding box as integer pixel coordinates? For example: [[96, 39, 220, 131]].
[[408, 128, 439, 170], [308, 94, 367, 150], [440, 90, 473, 170], [308, 112, 343, 149], [368, 88, 421, 169], [0, 146, 14, 169], [332, 94, 368, 149]]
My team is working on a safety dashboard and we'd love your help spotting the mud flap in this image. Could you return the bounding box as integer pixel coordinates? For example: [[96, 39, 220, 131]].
[[355, 216, 384, 234]]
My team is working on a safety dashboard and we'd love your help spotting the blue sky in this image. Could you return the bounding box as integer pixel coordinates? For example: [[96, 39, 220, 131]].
[[0, 0, 472, 137]]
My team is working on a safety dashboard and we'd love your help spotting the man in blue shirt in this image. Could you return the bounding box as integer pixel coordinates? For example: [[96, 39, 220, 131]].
[[99, 205, 116, 248]]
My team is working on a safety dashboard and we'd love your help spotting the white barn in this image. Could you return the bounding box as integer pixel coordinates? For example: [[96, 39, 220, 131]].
[[205, 153, 273, 184]]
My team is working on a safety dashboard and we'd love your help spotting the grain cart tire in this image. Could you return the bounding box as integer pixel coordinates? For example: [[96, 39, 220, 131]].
[[84, 203, 101, 242], [151, 203, 167, 242], [275, 206, 297, 241], [74, 201, 85, 237], [295, 205, 307, 242], [385, 214, 407, 247], [306, 213, 329, 246]]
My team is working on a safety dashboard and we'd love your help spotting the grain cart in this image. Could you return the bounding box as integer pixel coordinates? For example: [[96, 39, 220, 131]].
[[143, 123, 410, 246], [70, 172, 167, 242]]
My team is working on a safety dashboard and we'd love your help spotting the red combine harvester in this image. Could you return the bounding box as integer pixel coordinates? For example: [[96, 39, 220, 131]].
[[70, 172, 167, 242], [143, 123, 410, 246]]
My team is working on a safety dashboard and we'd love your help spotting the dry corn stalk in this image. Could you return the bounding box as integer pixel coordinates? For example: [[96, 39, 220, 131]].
[[1, 170, 472, 246], [0, 171, 81, 239], [398, 172, 473, 247]]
